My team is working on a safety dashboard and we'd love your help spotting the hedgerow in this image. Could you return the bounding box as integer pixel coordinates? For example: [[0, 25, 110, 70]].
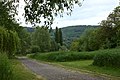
[[29, 51, 96, 62], [93, 51, 120, 68]]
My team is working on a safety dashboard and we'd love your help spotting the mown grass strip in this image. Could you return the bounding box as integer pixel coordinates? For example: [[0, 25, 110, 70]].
[[53, 60, 120, 79], [11, 59, 44, 80]]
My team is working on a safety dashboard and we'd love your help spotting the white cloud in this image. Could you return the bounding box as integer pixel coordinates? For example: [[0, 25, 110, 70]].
[[51, 0, 119, 29], [17, 0, 119, 28]]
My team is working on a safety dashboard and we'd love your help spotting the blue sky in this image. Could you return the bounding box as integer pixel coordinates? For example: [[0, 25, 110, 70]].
[[18, 0, 119, 29]]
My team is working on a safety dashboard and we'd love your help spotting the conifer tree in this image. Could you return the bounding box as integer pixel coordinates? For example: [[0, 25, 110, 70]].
[[59, 28, 63, 46], [55, 27, 63, 46], [55, 27, 59, 43]]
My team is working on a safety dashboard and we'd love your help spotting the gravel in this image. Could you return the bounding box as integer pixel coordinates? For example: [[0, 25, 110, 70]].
[[19, 57, 107, 80]]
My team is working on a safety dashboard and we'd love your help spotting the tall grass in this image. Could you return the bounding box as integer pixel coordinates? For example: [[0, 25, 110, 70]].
[[29, 51, 96, 62], [0, 52, 13, 80], [30, 48, 120, 63]]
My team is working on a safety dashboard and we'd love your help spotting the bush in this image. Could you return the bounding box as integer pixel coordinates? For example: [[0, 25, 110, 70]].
[[59, 45, 68, 51], [0, 53, 13, 80], [29, 51, 96, 62], [31, 45, 40, 53], [93, 50, 120, 68]]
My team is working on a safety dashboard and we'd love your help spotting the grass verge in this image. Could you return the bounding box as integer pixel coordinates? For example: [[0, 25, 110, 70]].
[[11, 59, 44, 80], [53, 60, 120, 79]]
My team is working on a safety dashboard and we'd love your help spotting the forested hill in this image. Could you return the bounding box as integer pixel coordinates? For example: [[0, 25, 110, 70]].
[[61, 25, 99, 47]]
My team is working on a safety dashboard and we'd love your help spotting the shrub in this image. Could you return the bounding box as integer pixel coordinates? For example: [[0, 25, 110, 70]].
[[93, 51, 120, 68], [0, 53, 13, 80], [59, 45, 68, 51], [31, 45, 40, 53]]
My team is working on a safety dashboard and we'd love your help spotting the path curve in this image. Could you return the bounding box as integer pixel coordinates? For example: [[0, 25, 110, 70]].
[[19, 57, 107, 80]]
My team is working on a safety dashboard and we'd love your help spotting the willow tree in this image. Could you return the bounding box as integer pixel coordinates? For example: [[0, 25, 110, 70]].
[[0, 27, 20, 58]]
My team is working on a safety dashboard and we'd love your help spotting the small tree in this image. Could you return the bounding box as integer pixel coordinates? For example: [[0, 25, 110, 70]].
[[70, 40, 79, 51], [32, 27, 51, 52]]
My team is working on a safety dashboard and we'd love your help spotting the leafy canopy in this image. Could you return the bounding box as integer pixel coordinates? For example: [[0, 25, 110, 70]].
[[2, 0, 81, 27]]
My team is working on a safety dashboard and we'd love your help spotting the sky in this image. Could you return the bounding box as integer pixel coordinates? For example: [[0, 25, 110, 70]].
[[18, 0, 119, 29]]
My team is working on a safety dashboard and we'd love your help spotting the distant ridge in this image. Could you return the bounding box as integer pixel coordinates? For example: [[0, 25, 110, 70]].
[[62, 25, 99, 28], [24, 25, 99, 48]]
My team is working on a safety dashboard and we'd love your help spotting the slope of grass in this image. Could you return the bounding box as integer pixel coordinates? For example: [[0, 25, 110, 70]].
[[11, 59, 44, 80]]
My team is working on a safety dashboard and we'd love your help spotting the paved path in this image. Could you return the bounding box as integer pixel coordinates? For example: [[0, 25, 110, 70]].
[[19, 57, 107, 80]]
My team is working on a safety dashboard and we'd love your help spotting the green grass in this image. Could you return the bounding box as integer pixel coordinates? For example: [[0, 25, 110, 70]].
[[54, 60, 120, 77], [11, 59, 44, 80], [0, 53, 13, 80]]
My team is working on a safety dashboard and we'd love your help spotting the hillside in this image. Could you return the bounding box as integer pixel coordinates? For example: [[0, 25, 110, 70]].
[[61, 25, 99, 48], [24, 25, 99, 48]]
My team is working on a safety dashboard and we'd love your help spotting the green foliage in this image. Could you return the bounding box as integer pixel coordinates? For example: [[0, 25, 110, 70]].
[[70, 40, 79, 51], [31, 45, 40, 53], [59, 45, 68, 51], [59, 28, 63, 46], [18, 28, 31, 54], [0, 53, 13, 80], [50, 39, 59, 51], [0, 2, 21, 31], [55, 27, 63, 46], [32, 27, 51, 52], [23, 0, 80, 26], [75, 28, 101, 51], [99, 6, 120, 48], [55, 27, 59, 43], [70, 6, 120, 51], [62, 25, 99, 48], [29, 51, 96, 62], [0, 27, 20, 58], [93, 49, 120, 68]]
